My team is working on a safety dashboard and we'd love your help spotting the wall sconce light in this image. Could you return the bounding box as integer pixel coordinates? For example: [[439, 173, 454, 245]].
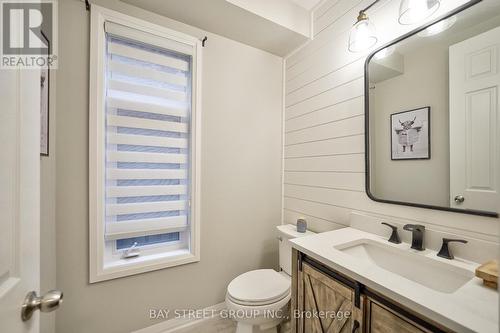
[[348, 10, 378, 52], [399, 0, 441, 25], [348, 0, 442, 52]]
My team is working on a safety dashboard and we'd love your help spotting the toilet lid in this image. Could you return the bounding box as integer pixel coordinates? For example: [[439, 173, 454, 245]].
[[227, 269, 290, 306]]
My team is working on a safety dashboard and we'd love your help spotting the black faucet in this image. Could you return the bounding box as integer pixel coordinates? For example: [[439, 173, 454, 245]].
[[381, 222, 401, 244], [437, 238, 468, 260], [403, 224, 425, 251]]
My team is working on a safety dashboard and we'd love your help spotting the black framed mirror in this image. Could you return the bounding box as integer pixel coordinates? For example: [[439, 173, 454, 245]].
[[365, 0, 499, 217]]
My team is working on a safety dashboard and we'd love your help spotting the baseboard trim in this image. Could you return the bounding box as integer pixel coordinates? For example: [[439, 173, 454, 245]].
[[132, 302, 227, 333]]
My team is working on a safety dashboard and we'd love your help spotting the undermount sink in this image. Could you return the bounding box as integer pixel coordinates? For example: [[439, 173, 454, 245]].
[[335, 239, 475, 293]]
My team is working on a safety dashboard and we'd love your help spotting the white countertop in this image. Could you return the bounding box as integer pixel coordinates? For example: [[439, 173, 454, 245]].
[[290, 227, 499, 333]]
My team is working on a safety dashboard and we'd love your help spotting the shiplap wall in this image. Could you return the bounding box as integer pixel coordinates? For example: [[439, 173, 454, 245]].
[[283, 0, 500, 243]]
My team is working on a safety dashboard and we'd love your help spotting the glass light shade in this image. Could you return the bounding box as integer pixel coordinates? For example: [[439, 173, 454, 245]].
[[399, 0, 441, 25], [348, 17, 378, 53], [418, 15, 457, 37]]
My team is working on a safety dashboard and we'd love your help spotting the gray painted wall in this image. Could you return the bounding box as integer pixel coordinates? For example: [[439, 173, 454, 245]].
[[55, 1, 283, 332], [371, 44, 450, 207]]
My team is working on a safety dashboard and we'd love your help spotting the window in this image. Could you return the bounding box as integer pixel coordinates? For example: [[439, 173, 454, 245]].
[[89, 6, 201, 282]]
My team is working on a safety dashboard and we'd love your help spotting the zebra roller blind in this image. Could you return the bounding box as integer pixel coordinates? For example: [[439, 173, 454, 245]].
[[104, 22, 193, 252]]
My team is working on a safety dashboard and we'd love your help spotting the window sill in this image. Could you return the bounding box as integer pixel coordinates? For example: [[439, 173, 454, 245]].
[[90, 249, 199, 283]]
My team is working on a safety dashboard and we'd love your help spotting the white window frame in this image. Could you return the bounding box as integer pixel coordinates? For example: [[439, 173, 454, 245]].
[[89, 5, 202, 283]]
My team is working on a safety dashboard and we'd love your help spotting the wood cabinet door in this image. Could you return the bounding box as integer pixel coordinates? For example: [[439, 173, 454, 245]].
[[297, 262, 364, 333], [291, 252, 452, 333], [367, 299, 430, 333]]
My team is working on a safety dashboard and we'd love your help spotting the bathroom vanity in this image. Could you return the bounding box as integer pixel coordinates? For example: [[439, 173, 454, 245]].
[[289, 228, 499, 333]]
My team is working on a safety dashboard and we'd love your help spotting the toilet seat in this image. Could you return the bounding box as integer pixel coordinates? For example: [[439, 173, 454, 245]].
[[227, 269, 290, 306]]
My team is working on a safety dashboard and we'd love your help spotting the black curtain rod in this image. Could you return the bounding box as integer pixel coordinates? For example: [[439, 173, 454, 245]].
[[83, 0, 208, 48]]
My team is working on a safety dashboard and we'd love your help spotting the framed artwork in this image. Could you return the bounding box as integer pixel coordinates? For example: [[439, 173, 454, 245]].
[[390, 107, 430, 160], [40, 31, 50, 156]]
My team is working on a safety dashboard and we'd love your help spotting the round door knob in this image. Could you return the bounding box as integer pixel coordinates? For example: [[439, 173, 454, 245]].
[[21, 290, 63, 321], [454, 195, 465, 204]]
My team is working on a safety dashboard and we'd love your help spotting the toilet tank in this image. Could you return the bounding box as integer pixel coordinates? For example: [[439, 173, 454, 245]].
[[277, 224, 315, 276]]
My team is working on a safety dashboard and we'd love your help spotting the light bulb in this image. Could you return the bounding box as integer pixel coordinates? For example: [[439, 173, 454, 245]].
[[399, 0, 441, 25], [418, 15, 457, 37], [349, 12, 378, 53]]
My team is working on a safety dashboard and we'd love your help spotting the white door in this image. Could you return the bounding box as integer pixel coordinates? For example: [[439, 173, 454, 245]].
[[449, 26, 500, 212], [0, 67, 42, 332]]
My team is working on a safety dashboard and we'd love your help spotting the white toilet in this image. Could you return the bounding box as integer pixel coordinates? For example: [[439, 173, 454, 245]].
[[225, 224, 314, 333]]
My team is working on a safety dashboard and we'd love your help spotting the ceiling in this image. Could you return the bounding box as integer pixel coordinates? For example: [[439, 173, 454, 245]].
[[120, 0, 313, 56], [290, 0, 323, 10]]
